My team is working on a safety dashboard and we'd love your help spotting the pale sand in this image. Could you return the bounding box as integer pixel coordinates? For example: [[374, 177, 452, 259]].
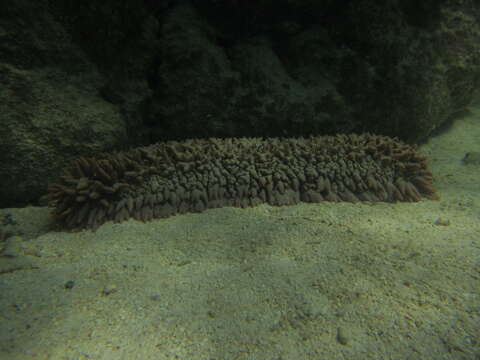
[[0, 107, 479, 360]]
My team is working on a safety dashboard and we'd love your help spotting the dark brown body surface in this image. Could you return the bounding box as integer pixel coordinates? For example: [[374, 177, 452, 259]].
[[48, 134, 437, 230]]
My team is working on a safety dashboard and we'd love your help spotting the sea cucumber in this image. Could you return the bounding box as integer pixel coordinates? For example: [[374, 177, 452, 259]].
[[48, 134, 437, 230]]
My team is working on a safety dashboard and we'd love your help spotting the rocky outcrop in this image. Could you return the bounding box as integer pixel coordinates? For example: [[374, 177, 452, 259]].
[[0, 1, 128, 207]]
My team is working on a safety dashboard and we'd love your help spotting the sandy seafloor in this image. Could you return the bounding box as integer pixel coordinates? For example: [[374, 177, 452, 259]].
[[0, 109, 479, 360]]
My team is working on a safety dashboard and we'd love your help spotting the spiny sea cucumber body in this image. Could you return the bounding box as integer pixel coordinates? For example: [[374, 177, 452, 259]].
[[48, 134, 437, 230]]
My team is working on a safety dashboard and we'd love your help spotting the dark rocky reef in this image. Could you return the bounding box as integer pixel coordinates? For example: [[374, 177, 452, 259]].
[[49, 0, 480, 141], [48, 134, 437, 231]]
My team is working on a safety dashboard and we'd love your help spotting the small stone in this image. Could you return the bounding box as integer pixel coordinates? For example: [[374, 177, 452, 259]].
[[336, 327, 349, 345], [462, 152, 480, 165], [64, 280, 75, 289], [434, 217, 450, 226], [102, 284, 118, 296]]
